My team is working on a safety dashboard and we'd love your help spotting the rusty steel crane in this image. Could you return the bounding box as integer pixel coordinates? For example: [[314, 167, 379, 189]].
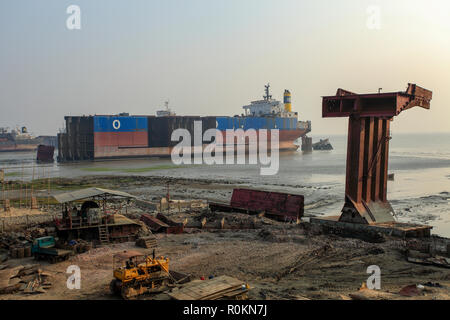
[[322, 83, 433, 224]]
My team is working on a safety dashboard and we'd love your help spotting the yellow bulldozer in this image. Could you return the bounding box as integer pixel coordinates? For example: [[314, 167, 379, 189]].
[[110, 250, 173, 299]]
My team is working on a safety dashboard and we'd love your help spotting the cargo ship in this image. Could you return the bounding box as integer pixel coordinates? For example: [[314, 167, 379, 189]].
[[0, 127, 57, 152], [57, 84, 311, 161]]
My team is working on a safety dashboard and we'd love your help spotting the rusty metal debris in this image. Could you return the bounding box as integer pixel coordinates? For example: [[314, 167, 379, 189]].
[[140, 213, 184, 234], [210, 188, 304, 222], [168, 275, 249, 300], [36, 144, 55, 163], [406, 249, 450, 268], [0, 264, 51, 294], [135, 235, 157, 249], [312, 138, 333, 151]]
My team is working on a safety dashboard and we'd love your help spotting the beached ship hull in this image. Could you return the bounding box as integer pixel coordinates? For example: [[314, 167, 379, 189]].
[[57, 85, 311, 161], [58, 115, 311, 161], [0, 143, 38, 152], [0, 133, 57, 153]]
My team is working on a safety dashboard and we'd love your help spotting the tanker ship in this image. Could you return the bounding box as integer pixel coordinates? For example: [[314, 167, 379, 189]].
[[0, 127, 57, 152], [57, 84, 311, 161]]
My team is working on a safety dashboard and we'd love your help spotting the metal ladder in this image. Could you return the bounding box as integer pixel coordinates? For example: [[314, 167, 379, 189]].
[[98, 224, 110, 244]]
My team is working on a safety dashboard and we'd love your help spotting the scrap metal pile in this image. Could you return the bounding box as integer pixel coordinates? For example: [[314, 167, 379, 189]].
[[169, 275, 249, 300], [0, 264, 52, 295]]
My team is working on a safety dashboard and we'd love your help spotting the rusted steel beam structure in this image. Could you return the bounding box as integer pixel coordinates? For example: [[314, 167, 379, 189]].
[[322, 84, 432, 224]]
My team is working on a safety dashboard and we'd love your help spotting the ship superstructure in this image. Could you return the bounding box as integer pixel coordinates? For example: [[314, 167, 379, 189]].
[[215, 84, 311, 150], [156, 101, 176, 117], [243, 84, 295, 118]]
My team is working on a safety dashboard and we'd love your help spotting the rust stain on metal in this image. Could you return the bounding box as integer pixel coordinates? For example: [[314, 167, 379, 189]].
[[210, 188, 304, 222], [322, 84, 433, 224], [140, 213, 184, 234]]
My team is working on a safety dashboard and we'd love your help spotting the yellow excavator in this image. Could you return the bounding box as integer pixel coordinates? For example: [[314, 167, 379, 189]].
[[110, 250, 173, 299]]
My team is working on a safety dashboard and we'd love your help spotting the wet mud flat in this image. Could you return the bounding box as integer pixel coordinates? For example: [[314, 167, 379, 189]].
[[43, 174, 449, 235], [31, 175, 343, 212]]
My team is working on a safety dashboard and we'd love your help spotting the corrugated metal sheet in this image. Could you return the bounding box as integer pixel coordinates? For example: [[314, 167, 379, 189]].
[[54, 187, 137, 203]]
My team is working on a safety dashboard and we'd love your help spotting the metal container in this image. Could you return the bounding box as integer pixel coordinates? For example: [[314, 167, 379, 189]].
[[94, 115, 149, 148], [230, 189, 304, 221], [16, 247, 25, 259], [24, 245, 32, 258], [10, 247, 18, 259], [37, 144, 55, 162]]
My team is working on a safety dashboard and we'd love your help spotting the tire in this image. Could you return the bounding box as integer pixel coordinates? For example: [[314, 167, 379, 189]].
[[110, 279, 121, 296], [121, 285, 132, 300]]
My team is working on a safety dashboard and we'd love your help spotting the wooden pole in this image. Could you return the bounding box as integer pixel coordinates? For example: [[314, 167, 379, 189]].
[[1, 168, 5, 210], [47, 167, 50, 210], [167, 182, 170, 214], [31, 163, 35, 207], [5, 179, 7, 206], [25, 183, 28, 209], [20, 162, 23, 208]]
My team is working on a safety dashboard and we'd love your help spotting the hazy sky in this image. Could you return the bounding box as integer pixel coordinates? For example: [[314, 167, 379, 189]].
[[0, 0, 449, 135]]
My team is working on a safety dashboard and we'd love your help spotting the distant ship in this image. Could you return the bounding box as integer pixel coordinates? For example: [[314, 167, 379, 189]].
[[57, 84, 312, 161], [156, 100, 176, 117], [0, 127, 57, 152]]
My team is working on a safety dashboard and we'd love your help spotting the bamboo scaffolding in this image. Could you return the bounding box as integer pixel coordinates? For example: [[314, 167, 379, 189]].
[[19, 162, 24, 208], [47, 167, 51, 210], [25, 183, 28, 209], [1, 168, 4, 210], [31, 163, 35, 211]]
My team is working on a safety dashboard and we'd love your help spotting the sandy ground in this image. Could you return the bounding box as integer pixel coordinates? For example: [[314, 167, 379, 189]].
[[0, 208, 48, 217], [2, 221, 449, 300], [1, 175, 449, 300]]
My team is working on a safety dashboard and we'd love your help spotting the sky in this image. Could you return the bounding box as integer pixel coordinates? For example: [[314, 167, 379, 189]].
[[0, 0, 449, 136]]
